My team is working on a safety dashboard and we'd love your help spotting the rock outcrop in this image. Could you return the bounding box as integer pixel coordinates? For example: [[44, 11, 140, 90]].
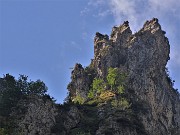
[[1, 18, 180, 135], [67, 18, 180, 135], [14, 95, 57, 135]]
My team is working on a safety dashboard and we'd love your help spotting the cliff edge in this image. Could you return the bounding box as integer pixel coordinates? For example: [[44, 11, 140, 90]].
[[0, 18, 180, 135], [67, 18, 180, 135]]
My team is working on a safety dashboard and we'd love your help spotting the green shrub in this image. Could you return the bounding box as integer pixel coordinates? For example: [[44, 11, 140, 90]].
[[73, 95, 85, 104], [92, 78, 105, 94], [86, 98, 103, 105], [18, 75, 47, 96], [0, 128, 6, 135], [107, 67, 127, 92], [87, 78, 105, 99], [117, 85, 125, 94], [88, 89, 94, 99], [111, 98, 130, 109], [0, 74, 21, 116], [121, 98, 130, 109], [107, 67, 118, 90], [106, 67, 127, 94]]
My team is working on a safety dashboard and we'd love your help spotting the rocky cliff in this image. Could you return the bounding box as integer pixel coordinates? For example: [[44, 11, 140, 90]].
[[67, 18, 180, 135], [0, 18, 180, 135]]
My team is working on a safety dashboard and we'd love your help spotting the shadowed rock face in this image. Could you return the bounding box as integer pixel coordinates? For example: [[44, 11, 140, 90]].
[[1, 18, 179, 135], [67, 18, 180, 135]]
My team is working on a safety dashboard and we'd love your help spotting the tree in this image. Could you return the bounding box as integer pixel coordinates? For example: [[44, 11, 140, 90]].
[[0, 74, 50, 133], [117, 85, 125, 94], [17, 75, 47, 96], [88, 78, 105, 99], [107, 67, 127, 92], [92, 78, 105, 94], [17, 75, 29, 95], [0, 74, 48, 116], [73, 94, 85, 104], [107, 68, 119, 90], [88, 89, 94, 99], [28, 80, 47, 96], [0, 74, 22, 116]]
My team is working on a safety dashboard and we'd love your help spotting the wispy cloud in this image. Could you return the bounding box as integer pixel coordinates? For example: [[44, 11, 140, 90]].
[[85, 0, 180, 87], [109, 0, 180, 88], [80, 7, 90, 16], [88, 0, 105, 7], [97, 10, 112, 17], [108, 0, 180, 31]]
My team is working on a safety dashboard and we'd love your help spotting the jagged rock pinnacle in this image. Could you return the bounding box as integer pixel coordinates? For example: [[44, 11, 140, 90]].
[[67, 18, 180, 135]]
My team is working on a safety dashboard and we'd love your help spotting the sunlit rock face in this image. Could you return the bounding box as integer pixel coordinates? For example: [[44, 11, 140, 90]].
[[67, 18, 180, 135]]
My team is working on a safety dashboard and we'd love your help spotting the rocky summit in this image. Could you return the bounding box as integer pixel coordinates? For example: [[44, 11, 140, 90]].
[[0, 18, 180, 135]]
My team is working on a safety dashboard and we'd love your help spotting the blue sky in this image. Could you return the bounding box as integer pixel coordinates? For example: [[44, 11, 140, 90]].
[[1, 0, 180, 103]]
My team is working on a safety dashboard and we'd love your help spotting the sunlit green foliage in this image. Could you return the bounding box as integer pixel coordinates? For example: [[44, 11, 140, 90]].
[[73, 94, 85, 104], [120, 98, 130, 108], [107, 67, 127, 93], [88, 78, 105, 99], [111, 98, 130, 109], [87, 67, 127, 102], [88, 89, 94, 99], [117, 85, 125, 94], [107, 68, 118, 90], [86, 98, 103, 105], [92, 78, 105, 94]]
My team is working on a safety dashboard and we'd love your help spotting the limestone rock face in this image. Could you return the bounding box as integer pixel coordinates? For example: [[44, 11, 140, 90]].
[[67, 18, 180, 135], [13, 95, 57, 135], [67, 63, 96, 101]]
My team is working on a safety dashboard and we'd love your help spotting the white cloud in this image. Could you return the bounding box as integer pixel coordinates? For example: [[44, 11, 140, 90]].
[[108, 0, 180, 64], [149, 0, 178, 12], [88, 0, 105, 7], [97, 10, 112, 17], [108, 0, 180, 31], [80, 7, 90, 16], [109, 0, 145, 31], [86, 0, 180, 87]]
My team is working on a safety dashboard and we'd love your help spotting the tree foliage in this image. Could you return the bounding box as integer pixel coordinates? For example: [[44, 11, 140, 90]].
[[0, 74, 48, 117], [107, 67, 127, 92], [0, 74, 21, 116], [73, 94, 85, 104], [111, 98, 130, 109], [87, 68, 127, 101], [117, 85, 125, 94], [17, 75, 47, 96], [107, 68, 118, 90], [88, 78, 105, 99], [92, 78, 105, 94]]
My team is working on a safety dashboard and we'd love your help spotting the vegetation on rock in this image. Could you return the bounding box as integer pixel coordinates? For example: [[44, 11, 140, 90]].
[[0, 74, 52, 134], [1, 18, 180, 135]]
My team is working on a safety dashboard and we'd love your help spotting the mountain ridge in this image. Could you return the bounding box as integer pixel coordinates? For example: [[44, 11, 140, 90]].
[[0, 18, 180, 135]]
